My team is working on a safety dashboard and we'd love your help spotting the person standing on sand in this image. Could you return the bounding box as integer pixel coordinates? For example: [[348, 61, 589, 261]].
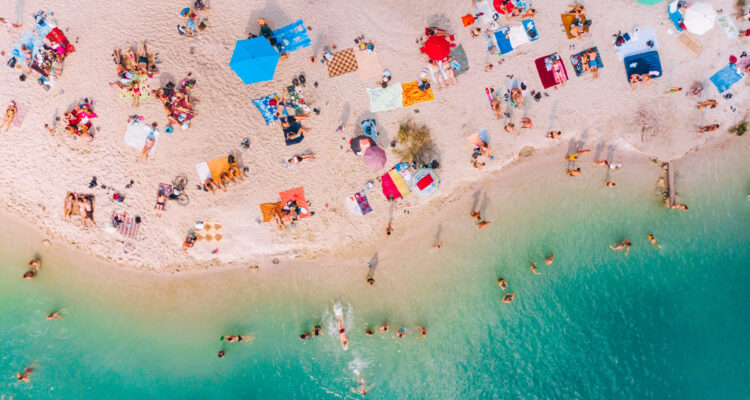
[[545, 252, 553, 265], [610, 239, 632, 255], [530, 262, 541, 275], [1, 101, 18, 132]]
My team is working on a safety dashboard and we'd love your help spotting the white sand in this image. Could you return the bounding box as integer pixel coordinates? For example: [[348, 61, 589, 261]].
[[0, 0, 746, 271]]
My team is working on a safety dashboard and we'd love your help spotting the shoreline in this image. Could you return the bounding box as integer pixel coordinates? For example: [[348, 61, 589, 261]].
[[2, 133, 743, 276]]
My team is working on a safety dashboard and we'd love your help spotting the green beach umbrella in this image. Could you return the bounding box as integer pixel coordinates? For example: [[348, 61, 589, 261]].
[[637, 0, 665, 5]]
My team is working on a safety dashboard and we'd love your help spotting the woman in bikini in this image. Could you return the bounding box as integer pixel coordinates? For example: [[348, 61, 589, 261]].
[[140, 134, 155, 161], [155, 192, 167, 217], [338, 314, 349, 350], [610, 239, 632, 255], [698, 124, 720, 134], [64, 193, 75, 220], [286, 153, 316, 166], [696, 100, 717, 110], [228, 164, 248, 180], [204, 178, 218, 194], [1, 101, 18, 132]]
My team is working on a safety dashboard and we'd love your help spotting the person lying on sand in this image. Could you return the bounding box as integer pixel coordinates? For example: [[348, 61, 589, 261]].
[[697, 100, 717, 110], [471, 160, 485, 170], [511, 88, 524, 107], [566, 168, 582, 176], [505, 123, 515, 133], [442, 60, 458, 86], [491, 99, 503, 120], [427, 60, 446, 90], [697, 124, 719, 134], [204, 178, 218, 194], [521, 117, 533, 129], [228, 164, 248, 181], [610, 239, 632, 255], [547, 130, 561, 139], [1, 101, 18, 132], [182, 232, 197, 253], [286, 153, 316, 167], [155, 192, 166, 217]]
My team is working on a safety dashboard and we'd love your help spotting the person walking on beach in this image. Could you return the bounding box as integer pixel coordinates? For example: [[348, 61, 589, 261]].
[[338, 314, 349, 350], [530, 262, 541, 275], [386, 222, 393, 237], [545, 252, 554, 265], [610, 239, 632, 255], [647, 234, 661, 249]]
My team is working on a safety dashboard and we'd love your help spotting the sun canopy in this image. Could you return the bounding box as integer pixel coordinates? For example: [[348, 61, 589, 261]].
[[684, 2, 716, 35], [229, 37, 280, 85]]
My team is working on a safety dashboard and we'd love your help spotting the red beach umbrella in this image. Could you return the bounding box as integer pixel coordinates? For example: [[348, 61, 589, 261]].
[[493, 0, 515, 14], [421, 35, 451, 61]]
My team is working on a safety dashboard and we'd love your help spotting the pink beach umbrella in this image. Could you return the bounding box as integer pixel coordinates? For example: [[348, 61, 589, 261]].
[[363, 146, 387, 170]]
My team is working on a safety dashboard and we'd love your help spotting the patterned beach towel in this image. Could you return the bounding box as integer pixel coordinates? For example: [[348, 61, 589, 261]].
[[111, 211, 140, 240], [327, 48, 358, 78], [710, 64, 744, 93], [570, 47, 603, 77], [273, 19, 311, 52], [401, 81, 434, 108], [252, 93, 286, 125], [367, 84, 403, 112], [118, 75, 154, 101], [449, 45, 469, 76], [717, 14, 739, 39]]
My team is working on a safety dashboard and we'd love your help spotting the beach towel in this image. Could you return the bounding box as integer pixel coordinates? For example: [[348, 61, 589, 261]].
[[710, 64, 744, 93], [623, 51, 662, 82], [45, 27, 74, 56], [286, 85, 306, 115], [252, 94, 286, 125], [354, 49, 383, 80], [416, 173, 434, 190], [195, 162, 211, 183], [361, 119, 378, 141], [158, 183, 172, 197], [207, 157, 230, 182], [327, 48, 359, 78], [367, 84, 403, 112], [272, 20, 311, 52], [676, 31, 703, 57], [570, 47, 603, 77], [395, 163, 412, 186], [381, 169, 409, 200], [717, 14, 739, 39], [521, 19, 540, 41], [11, 32, 44, 62], [475, 0, 494, 23], [668, 1, 685, 31], [279, 187, 311, 220], [34, 14, 55, 38], [508, 25, 530, 48], [561, 14, 589, 39], [344, 195, 362, 216], [259, 202, 281, 222], [535, 54, 569, 89], [118, 74, 154, 101], [111, 211, 140, 239], [345, 191, 373, 216], [10, 102, 29, 128], [123, 121, 159, 155], [615, 27, 659, 60], [449, 45, 469, 76], [494, 28, 515, 55], [401, 81, 435, 107]]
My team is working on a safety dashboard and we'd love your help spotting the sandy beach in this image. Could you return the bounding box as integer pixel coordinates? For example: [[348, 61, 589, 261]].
[[0, 0, 747, 272]]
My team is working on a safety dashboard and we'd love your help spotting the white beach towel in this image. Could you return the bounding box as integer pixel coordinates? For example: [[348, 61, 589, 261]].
[[344, 195, 363, 216], [615, 27, 659, 60], [195, 162, 211, 183], [717, 14, 739, 39], [475, 0, 494, 23], [366, 84, 403, 113], [123, 121, 159, 155], [508, 25, 530, 48]]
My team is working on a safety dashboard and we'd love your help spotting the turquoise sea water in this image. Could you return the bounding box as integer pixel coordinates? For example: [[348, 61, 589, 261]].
[[0, 143, 748, 399]]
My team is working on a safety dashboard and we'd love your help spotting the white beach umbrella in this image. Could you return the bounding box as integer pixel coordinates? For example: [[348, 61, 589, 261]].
[[684, 2, 716, 35]]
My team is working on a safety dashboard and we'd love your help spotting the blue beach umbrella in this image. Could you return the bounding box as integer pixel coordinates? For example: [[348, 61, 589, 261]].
[[229, 37, 280, 85], [411, 168, 439, 197]]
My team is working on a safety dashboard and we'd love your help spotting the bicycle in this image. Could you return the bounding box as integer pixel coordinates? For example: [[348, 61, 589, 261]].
[[169, 174, 189, 206]]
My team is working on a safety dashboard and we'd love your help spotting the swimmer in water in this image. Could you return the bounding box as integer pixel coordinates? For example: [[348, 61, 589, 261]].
[[606, 181, 616, 187], [396, 327, 407, 338], [378, 322, 389, 332], [351, 373, 373, 396], [222, 334, 254, 343], [313, 325, 322, 336], [299, 332, 311, 340], [530, 262, 541, 275], [17, 366, 33, 382], [24, 258, 41, 279], [545, 252, 554, 265], [46, 311, 63, 320], [502, 292, 515, 303], [647, 233, 661, 249], [497, 278, 508, 289], [338, 314, 349, 350], [610, 239, 632, 255], [416, 326, 427, 339], [217, 350, 225, 358], [365, 328, 374, 336]]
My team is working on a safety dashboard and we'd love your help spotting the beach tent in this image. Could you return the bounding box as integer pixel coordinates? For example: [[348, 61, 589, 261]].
[[684, 2, 716, 35], [363, 146, 386, 170], [381, 168, 410, 200], [411, 168, 439, 197], [229, 37, 280, 85], [421, 35, 452, 61]]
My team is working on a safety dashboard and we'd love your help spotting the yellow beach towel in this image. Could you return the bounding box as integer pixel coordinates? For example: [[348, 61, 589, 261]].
[[401, 81, 434, 108], [388, 169, 410, 197]]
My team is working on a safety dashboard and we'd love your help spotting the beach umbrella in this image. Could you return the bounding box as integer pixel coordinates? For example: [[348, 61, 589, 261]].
[[363, 146, 386, 170], [493, 0, 516, 14], [229, 37, 280, 85], [684, 2, 716, 35], [350, 135, 376, 156], [421, 35, 451, 61], [636, 0, 665, 5], [411, 168, 439, 197]]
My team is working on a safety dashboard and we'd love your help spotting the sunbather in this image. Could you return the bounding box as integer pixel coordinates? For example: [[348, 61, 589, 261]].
[[204, 178, 218, 194], [427, 60, 446, 90], [136, 41, 149, 74], [547, 130, 562, 139], [521, 117, 533, 129], [1, 101, 18, 132], [511, 88, 524, 106], [505, 123, 515, 133], [629, 74, 640, 88], [491, 99, 503, 120], [83, 198, 95, 227], [64, 193, 75, 220], [182, 232, 197, 253], [219, 171, 233, 185], [696, 100, 717, 110], [155, 192, 166, 217], [697, 124, 720, 134], [552, 58, 567, 86], [228, 164, 248, 180], [286, 153, 316, 166], [140, 133, 155, 161], [442, 60, 458, 86]]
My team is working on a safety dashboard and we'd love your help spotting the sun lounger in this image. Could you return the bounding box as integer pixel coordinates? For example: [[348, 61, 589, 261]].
[[623, 51, 662, 82], [367, 84, 403, 112], [710, 64, 744, 93], [676, 32, 703, 57], [272, 19, 311, 52], [401, 81, 435, 107], [570, 47, 603, 77], [123, 121, 159, 155], [615, 27, 659, 60]]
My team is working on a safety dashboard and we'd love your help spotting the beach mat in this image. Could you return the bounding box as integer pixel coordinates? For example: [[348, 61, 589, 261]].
[[710, 64, 744, 93], [273, 19, 311, 52], [624, 51, 662, 82], [717, 14, 739, 39], [615, 27, 659, 60], [118, 75, 154, 101], [381, 169, 410, 200], [327, 48, 358, 78], [449, 45, 469, 76], [11, 102, 29, 128], [344, 191, 373, 216], [354, 50, 383, 81], [401, 81, 434, 107], [123, 121, 158, 155], [207, 157, 230, 182], [560, 14, 589, 39], [676, 32, 702, 57], [535, 54, 569, 89], [570, 47, 603, 77], [367, 84, 403, 112], [252, 93, 286, 125], [111, 211, 140, 239], [279, 187, 310, 220], [11, 31, 44, 61], [259, 202, 281, 222]]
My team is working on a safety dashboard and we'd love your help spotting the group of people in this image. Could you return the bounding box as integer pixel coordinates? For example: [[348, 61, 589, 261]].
[[529, 253, 554, 276], [497, 278, 515, 303], [565, 4, 591, 39], [64, 192, 96, 227], [610, 234, 669, 255], [203, 156, 248, 194], [63, 101, 97, 141], [23, 258, 41, 279], [248, 18, 288, 60], [13, 11, 75, 89], [177, 0, 210, 37], [470, 210, 491, 229], [110, 41, 159, 106], [696, 99, 720, 134], [156, 78, 198, 130], [364, 323, 427, 339]]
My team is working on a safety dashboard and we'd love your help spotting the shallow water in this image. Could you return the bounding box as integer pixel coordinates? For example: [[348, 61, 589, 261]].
[[1, 142, 749, 399]]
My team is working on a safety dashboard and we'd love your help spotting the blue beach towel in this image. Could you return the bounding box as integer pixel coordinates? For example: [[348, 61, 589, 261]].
[[668, 1, 685, 31], [33, 14, 55, 38], [252, 94, 287, 125], [361, 119, 378, 141], [623, 51, 662, 82], [615, 27, 659, 60], [521, 19, 539, 41], [710, 64, 744, 93], [11, 32, 44, 62], [272, 20, 310, 52], [494, 28, 514, 55], [570, 47, 603, 77]]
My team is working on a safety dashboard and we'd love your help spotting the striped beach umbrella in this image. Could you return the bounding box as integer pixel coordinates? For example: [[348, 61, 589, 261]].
[[411, 168, 439, 197]]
